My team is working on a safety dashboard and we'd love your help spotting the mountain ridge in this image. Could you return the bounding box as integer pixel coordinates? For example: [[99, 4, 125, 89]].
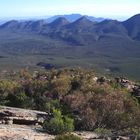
[[0, 14, 139, 43], [46, 14, 106, 23]]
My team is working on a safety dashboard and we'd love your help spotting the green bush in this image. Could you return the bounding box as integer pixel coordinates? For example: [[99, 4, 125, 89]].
[[43, 117, 64, 135], [64, 116, 74, 132], [54, 134, 82, 140], [44, 100, 61, 112], [43, 109, 74, 135], [6, 91, 31, 108]]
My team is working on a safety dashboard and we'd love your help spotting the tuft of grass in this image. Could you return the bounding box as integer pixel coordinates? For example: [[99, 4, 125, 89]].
[[54, 134, 82, 140]]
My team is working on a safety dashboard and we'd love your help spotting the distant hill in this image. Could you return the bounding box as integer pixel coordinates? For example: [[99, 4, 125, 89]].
[[46, 14, 106, 23]]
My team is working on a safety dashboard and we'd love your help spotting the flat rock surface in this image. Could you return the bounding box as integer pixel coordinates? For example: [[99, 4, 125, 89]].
[[0, 124, 99, 140], [0, 124, 54, 140], [0, 106, 48, 117]]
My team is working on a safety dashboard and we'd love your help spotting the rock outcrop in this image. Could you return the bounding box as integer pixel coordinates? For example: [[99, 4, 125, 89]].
[[0, 124, 54, 140], [0, 106, 137, 140], [0, 106, 48, 125]]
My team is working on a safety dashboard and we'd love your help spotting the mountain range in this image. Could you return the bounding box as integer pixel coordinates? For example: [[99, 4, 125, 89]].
[[1, 14, 140, 43], [0, 14, 106, 25], [46, 14, 106, 23], [0, 14, 140, 79]]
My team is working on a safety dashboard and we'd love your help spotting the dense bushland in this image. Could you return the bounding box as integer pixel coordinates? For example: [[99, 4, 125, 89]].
[[0, 68, 140, 135]]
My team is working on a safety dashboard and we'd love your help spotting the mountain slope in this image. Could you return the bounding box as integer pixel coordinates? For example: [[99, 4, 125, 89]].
[[66, 16, 94, 29], [39, 17, 131, 45], [0, 20, 19, 29], [123, 14, 140, 40], [0, 20, 47, 32], [48, 17, 70, 27], [47, 16, 98, 45]]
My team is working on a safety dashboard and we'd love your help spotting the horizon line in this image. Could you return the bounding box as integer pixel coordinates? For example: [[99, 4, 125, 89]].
[[0, 13, 139, 21]]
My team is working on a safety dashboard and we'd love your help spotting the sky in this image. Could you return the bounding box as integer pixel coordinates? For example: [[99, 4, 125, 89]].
[[0, 0, 140, 20]]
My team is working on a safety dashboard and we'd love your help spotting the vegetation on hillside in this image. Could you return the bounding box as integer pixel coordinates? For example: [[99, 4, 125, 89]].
[[0, 68, 140, 136]]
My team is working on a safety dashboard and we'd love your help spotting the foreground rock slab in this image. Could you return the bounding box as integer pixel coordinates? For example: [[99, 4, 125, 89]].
[[0, 124, 54, 140], [0, 106, 48, 125], [0, 124, 100, 140]]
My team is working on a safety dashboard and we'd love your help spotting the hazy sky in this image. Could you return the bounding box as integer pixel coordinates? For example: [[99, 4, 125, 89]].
[[0, 0, 140, 20]]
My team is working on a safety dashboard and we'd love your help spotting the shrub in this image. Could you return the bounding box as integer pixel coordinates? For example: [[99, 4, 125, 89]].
[[43, 109, 74, 135], [51, 76, 71, 96], [64, 116, 74, 132], [6, 91, 30, 108], [43, 99, 60, 113], [54, 134, 82, 140], [43, 117, 64, 135]]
